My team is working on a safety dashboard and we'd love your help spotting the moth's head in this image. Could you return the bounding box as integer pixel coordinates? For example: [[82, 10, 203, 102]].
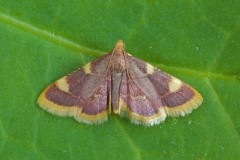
[[112, 40, 125, 55], [110, 40, 127, 72]]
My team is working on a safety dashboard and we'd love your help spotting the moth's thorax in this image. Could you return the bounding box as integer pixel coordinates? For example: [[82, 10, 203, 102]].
[[111, 53, 127, 72], [110, 40, 127, 72]]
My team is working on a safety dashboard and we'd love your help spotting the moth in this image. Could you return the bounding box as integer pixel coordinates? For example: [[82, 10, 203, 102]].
[[38, 40, 203, 126]]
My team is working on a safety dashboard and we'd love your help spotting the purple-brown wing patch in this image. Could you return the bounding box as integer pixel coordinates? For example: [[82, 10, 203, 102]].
[[130, 56, 170, 96], [37, 54, 111, 124], [74, 76, 109, 124]]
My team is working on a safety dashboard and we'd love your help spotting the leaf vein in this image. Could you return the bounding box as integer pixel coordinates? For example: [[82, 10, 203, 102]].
[[0, 11, 104, 56], [115, 120, 142, 160], [206, 78, 240, 139]]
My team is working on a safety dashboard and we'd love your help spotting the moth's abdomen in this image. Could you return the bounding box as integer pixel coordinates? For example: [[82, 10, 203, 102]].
[[111, 71, 123, 114]]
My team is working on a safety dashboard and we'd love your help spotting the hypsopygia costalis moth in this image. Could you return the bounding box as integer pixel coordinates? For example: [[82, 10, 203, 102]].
[[38, 40, 203, 126]]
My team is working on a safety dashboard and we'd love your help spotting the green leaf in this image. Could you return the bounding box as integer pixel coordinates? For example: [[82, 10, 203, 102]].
[[0, 1, 239, 159]]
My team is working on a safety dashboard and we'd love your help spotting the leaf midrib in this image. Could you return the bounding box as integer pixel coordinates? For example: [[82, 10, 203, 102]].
[[0, 11, 238, 81]]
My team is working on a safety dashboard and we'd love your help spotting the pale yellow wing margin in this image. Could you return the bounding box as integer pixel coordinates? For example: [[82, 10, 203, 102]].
[[119, 98, 167, 127]]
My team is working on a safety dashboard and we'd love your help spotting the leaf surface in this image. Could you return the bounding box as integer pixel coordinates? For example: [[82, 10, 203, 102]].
[[0, 1, 239, 159]]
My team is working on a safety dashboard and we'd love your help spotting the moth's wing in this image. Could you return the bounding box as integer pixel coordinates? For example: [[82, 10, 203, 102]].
[[119, 71, 167, 126], [128, 56, 203, 117], [38, 54, 111, 124]]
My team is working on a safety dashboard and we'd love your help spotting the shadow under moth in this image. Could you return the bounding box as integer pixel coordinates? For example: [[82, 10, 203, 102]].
[[38, 40, 203, 126]]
